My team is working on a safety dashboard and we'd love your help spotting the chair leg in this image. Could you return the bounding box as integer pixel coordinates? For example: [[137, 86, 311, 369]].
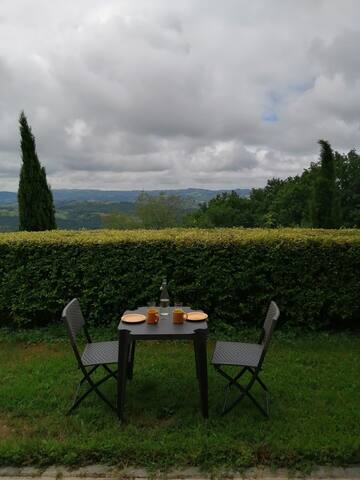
[[77, 365, 99, 386], [221, 374, 255, 415], [215, 365, 245, 387], [67, 365, 99, 414], [86, 373, 117, 413], [102, 364, 118, 380], [224, 377, 269, 418], [249, 368, 268, 391], [215, 366, 270, 418], [227, 367, 248, 387], [67, 380, 83, 415], [67, 368, 117, 415]]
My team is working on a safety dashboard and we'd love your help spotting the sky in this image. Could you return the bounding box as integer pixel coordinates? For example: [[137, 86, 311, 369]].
[[0, 0, 360, 191]]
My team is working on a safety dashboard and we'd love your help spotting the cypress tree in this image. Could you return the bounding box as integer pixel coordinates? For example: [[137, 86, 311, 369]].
[[18, 111, 56, 231], [310, 139, 341, 228]]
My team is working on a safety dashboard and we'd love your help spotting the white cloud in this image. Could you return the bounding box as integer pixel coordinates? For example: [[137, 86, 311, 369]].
[[65, 119, 92, 148]]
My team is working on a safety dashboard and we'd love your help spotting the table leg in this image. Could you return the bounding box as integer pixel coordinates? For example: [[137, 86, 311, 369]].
[[193, 339, 199, 378], [117, 329, 131, 422], [127, 340, 136, 380], [194, 329, 208, 418]]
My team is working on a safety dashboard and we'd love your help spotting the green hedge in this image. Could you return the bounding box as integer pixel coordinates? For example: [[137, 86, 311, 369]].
[[0, 228, 359, 329]]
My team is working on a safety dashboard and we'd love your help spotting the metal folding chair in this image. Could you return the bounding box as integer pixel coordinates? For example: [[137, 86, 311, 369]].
[[63, 298, 122, 414], [212, 301, 280, 417]]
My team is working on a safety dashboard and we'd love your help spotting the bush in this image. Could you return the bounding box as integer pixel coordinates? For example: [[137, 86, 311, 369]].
[[0, 228, 359, 329]]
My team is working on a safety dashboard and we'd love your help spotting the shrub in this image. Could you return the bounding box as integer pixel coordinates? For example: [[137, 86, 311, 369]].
[[0, 228, 359, 329]]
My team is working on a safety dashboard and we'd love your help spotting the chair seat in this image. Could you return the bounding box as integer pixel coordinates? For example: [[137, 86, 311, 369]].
[[81, 341, 118, 366], [211, 341, 263, 368]]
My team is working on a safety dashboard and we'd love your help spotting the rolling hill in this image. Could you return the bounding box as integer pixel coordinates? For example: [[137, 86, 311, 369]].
[[0, 188, 251, 231]]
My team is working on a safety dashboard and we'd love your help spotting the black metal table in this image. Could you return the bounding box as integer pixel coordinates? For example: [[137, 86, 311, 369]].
[[117, 306, 209, 421]]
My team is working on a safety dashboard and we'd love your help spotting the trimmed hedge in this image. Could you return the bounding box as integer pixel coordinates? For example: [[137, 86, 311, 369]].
[[0, 228, 359, 329]]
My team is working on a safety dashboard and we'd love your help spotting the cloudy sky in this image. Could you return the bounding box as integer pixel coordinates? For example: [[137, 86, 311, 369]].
[[0, 0, 360, 191]]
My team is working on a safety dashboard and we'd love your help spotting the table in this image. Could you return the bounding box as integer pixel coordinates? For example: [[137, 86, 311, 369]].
[[117, 306, 209, 421]]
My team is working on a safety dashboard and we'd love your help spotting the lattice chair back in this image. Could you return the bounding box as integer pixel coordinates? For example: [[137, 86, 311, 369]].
[[62, 298, 91, 366], [260, 301, 280, 355], [63, 299, 85, 342]]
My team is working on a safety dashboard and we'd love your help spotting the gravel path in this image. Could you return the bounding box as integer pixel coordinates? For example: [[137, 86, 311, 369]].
[[1, 465, 360, 480]]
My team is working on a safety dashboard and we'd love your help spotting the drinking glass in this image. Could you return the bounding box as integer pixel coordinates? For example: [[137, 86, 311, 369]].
[[172, 302, 187, 324], [147, 302, 159, 325]]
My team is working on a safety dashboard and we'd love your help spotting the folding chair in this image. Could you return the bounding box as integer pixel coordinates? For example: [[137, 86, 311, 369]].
[[212, 301, 280, 417], [63, 298, 129, 414]]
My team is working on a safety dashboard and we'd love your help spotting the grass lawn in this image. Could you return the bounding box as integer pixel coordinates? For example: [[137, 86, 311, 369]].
[[0, 327, 359, 472]]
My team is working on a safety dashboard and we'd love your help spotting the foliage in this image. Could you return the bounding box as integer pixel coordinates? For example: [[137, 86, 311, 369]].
[[185, 191, 254, 227], [251, 174, 315, 227], [101, 193, 193, 229], [17, 112, 56, 231], [102, 212, 142, 229], [0, 332, 359, 469], [310, 140, 341, 228], [250, 178, 287, 227], [190, 171, 317, 229], [336, 149, 360, 227], [0, 228, 359, 329], [135, 192, 190, 228]]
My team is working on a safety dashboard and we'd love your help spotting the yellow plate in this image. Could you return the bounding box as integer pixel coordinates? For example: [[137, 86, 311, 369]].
[[121, 313, 146, 324], [186, 311, 208, 322]]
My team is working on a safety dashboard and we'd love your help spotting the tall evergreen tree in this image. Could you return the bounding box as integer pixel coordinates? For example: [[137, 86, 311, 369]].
[[310, 139, 341, 228], [18, 111, 56, 231]]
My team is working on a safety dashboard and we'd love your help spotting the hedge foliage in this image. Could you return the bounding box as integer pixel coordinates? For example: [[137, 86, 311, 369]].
[[0, 228, 359, 329]]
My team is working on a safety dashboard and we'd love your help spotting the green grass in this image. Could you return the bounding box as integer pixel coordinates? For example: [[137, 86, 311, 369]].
[[0, 327, 359, 471]]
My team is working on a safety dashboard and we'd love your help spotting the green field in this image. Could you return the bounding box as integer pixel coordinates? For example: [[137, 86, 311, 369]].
[[0, 327, 359, 471], [0, 201, 139, 231]]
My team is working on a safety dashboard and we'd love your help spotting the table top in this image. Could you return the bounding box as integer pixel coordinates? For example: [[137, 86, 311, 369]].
[[118, 306, 208, 339]]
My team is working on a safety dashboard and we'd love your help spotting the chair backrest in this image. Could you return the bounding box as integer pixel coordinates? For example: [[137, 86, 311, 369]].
[[259, 301, 280, 361], [62, 298, 85, 343], [62, 298, 90, 365]]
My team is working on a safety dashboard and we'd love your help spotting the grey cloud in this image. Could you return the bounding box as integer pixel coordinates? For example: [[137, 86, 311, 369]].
[[62, 152, 170, 173], [311, 30, 360, 84], [186, 141, 258, 173], [0, 0, 360, 191], [0, 154, 19, 175]]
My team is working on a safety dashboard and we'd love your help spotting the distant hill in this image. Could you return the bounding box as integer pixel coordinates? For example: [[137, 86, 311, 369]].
[[0, 192, 18, 204], [0, 188, 251, 231], [0, 188, 251, 205], [0, 200, 137, 232]]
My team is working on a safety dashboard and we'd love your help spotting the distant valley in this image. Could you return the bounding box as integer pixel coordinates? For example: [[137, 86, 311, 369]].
[[0, 188, 250, 231]]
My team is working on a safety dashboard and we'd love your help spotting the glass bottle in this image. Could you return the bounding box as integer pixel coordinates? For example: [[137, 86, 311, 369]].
[[159, 277, 170, 315]]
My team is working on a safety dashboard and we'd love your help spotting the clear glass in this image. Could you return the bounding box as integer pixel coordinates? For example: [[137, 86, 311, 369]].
[[147, 301, 159, 324], [173, 302, 185, 324], [159, 278, 169, 316]]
